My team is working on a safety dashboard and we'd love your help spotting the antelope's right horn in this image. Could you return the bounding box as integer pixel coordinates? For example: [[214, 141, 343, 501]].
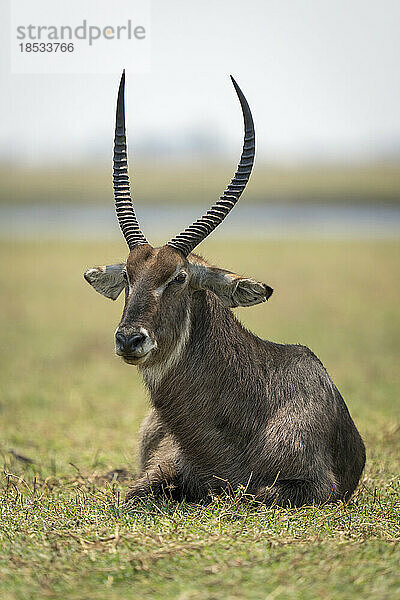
[[113, 70, 148, 249]]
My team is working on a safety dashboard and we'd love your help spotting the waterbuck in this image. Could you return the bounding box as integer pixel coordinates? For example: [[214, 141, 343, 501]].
[[84, 72, 365, 507]]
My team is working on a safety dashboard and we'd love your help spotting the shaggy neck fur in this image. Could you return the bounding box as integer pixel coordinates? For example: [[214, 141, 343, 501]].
[[140, 290, 271, 489]]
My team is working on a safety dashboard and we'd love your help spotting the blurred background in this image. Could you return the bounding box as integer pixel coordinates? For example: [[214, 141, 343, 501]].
[[1, 0, 400, 239]]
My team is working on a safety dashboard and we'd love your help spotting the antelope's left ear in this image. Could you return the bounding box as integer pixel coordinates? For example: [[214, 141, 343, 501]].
[[190, 264, 273, 308], [84, 263, 126, 300]]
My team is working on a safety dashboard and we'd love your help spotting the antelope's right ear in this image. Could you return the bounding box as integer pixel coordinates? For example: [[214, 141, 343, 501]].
[[83, 263, 126, 300]]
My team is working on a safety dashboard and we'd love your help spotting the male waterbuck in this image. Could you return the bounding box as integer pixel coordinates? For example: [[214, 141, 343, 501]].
[[84, 72, 365, 507]]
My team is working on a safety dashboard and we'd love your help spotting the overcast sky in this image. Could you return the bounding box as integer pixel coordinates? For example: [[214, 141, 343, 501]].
[[1, 0, 400, 165]]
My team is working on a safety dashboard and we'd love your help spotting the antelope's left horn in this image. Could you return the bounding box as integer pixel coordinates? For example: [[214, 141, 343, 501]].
[[113, 70, 148, 249], [167, 76, 255, 256]]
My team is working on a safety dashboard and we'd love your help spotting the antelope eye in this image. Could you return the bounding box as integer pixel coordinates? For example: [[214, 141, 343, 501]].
[[172, 272, 187, 284]]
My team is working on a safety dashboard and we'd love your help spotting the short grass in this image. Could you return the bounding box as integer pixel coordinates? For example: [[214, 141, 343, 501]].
[[0, 238, 399, 600], [1, 161, 400, 205]]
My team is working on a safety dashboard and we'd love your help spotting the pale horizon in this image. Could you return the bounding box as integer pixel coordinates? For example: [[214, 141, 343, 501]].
[[1, 0, 399, 167]]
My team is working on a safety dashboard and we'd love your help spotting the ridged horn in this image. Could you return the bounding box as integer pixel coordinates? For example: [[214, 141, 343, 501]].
[[113, 70, 148, 249], [167, 76, 255, 256]]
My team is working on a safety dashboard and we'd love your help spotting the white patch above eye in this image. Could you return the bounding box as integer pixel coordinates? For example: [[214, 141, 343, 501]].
[[122, 269, 134, 294], [154, 282, 167, 298], [154, 265, 185, 297]]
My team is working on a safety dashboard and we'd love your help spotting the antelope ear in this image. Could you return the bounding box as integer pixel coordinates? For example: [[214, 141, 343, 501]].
[[84, 263, 126, 300], [190, 264, 273, 308], [229, 277, 273, 307]]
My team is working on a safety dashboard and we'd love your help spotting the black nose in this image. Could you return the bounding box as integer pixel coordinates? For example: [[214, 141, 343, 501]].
[[115, 332, 146, 355]]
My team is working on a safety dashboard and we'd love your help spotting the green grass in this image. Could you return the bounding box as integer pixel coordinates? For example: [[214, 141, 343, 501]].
[[0, 238, 399, 599], [1, 161, 400, 205]]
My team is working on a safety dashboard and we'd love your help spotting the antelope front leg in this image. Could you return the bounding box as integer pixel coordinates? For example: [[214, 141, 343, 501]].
[[125, 464, 178, 503], [125, 437, 181, 505]]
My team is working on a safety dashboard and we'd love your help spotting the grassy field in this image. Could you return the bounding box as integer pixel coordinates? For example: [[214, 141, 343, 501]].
[[0, 238, 399, 599], [1, 162, 400, 205]]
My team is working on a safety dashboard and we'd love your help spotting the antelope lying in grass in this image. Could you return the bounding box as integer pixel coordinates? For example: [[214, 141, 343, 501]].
[[84, 72, 365, 507]]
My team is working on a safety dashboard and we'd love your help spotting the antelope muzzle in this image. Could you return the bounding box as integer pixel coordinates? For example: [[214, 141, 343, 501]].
[[115, 328, 156, 365]]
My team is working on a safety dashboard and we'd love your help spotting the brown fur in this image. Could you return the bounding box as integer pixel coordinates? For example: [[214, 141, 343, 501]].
[[85, 244, 365, 507]]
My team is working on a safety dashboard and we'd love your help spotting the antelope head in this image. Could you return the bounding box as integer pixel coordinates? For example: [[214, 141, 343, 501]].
[[84, 72, 273, 366]]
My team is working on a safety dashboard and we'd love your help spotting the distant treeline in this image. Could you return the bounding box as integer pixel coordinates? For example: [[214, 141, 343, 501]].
[[1, 162, 399, 205]]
